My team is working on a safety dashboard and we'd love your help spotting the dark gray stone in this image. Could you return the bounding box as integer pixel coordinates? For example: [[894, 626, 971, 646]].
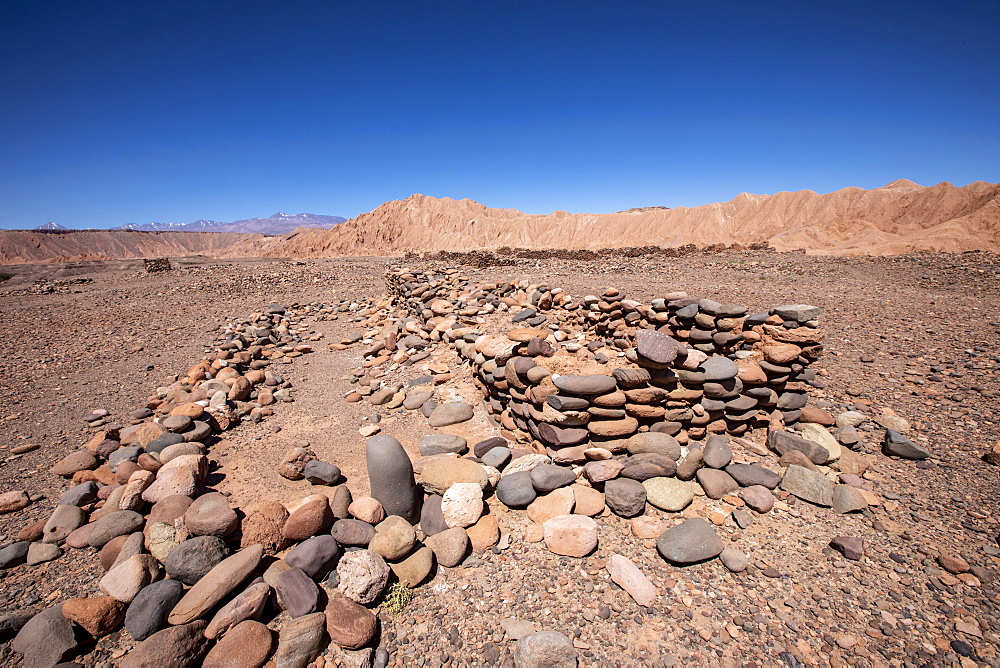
[[481, 446, 512, 471], [700, 356, 739, 381], [366, 435, 421, 522], [108, 446, 143, 473], [552, 374, 617, 395], [512, 307, 536, 323], [286, 535, 340, 580], [603, 478, 646, 517], [496, 472, 537, 508], [703, 377, 742, 399], [656, 518, 724, 564], [0, 541, 30, 569], [546, 395, 590, 412], [164, 535, 229, 585], [60, 481, 99, 506], [883, 429, 930, 460], [473, 436, 508, 458], [88, 510, 145, 548], [331, 519, 376, 547], [695, 468, 739, 499], [303, 460, 341, 485], [773, 304, 820, 323], [767, 430, 828, 464], [276, 567, 320, 618], [725, 463, 780, 489], [124, 578, 185, 641], [146, 433, 185, 454], [420, 434, 468, 457], [529, 464, 577, 492], [419, 494, 449, 535], [675, 303, 699, 318], [777, 392, 809, 410], [702, 435, 732, 468]]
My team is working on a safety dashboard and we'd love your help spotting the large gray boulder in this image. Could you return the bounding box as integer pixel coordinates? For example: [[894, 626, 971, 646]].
[[366, 435, 421, 522]]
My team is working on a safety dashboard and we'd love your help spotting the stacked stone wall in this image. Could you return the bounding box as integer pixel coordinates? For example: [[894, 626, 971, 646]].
[[385, 266, 827, 455]]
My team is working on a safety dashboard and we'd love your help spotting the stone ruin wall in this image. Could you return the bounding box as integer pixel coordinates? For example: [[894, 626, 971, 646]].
[[385, 267, 827, 456]]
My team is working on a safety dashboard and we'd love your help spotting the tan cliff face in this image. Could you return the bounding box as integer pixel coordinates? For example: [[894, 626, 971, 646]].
[[2, 180, 997, 264], [223, 179, 1000, 258]]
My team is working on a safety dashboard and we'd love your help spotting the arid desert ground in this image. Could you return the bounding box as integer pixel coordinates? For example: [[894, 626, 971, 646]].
[[1, 249, 999, 667]]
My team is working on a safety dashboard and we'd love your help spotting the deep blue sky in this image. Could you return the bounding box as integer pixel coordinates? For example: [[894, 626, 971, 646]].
[[1, 1, 997, 229]]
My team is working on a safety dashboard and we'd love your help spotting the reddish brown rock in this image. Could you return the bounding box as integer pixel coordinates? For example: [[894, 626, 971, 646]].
[[17, 518, 46, 542], [799, 405, 835, 426], [241, 501, 289, 554], [61, 596, 126, 637], [203, 620, 273, 668], [283, 497, 333, 541], [466, 514, 500, 550], [121, 619, 210, 668], [325, 595, 378, 651], [52, 450, 99, 477]]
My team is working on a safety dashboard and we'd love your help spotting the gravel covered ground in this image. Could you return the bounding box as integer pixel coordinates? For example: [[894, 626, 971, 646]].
[[1, 250, 998, 667]]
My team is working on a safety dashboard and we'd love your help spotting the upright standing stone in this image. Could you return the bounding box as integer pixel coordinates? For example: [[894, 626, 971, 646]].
[[366, 435, 421, 522]]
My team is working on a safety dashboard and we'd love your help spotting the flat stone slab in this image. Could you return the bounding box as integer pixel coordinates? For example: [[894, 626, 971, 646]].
[[780, 465, 833, 507], [656, 518, 724, 564], [552, 374, 617, 395]]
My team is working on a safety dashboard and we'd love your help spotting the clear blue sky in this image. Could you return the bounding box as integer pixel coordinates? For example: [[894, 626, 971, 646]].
[[1, 1, 997, 229]]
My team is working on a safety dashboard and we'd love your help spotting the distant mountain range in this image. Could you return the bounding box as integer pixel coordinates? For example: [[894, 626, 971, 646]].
[[114, 212, 346, 235], [28, 213, 346, 235]]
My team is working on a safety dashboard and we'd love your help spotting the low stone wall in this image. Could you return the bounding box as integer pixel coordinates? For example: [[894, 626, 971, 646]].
[[385, 266, 827, 452], [143, 258, 172, 273]]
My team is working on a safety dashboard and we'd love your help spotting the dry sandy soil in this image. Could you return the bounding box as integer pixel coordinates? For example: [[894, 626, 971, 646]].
[[1, 249, 999, 667]]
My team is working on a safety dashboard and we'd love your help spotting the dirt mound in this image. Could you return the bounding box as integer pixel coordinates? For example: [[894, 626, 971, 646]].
[[229, 180, 1000, 258], [0, 230, 265, 264]]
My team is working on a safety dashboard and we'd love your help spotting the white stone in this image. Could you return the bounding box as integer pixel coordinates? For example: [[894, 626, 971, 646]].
[[441, 483, 484, 528]]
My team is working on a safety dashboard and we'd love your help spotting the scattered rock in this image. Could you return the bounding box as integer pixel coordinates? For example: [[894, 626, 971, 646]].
[[513, 630, 578, 667], [606, 554, 656, 606], [830, 536, 864, 561], [656, 518, 724, 564], [542, 514, 598, 558]]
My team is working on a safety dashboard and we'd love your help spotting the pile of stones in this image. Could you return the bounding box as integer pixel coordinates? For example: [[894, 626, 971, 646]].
[[1, 302, 408, 667], [143, 258, 172, 273]]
